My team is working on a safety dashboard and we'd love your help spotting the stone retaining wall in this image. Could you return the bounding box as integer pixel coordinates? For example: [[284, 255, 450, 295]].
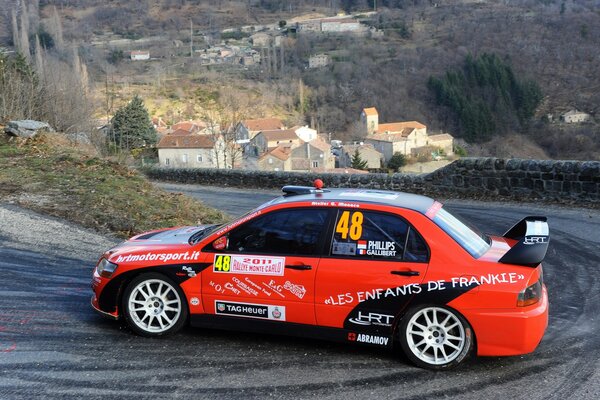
[[144, 158, 600, 205]]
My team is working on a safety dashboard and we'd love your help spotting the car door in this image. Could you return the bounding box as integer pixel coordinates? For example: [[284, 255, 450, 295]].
[[201, 207, 330, 325], [315, 208, 429, 341]]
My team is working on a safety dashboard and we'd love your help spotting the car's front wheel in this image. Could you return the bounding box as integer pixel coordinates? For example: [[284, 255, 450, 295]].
[[122, 273, 188, 337], [399, 305, 473, 369]]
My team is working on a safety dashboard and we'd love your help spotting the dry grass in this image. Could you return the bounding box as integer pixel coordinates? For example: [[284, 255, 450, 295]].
[[0, 133, 228, 238]]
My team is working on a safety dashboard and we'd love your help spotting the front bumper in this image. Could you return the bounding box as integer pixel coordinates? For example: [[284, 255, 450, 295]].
[[464, 286, 549, 356], [91, 294, 119, 320]]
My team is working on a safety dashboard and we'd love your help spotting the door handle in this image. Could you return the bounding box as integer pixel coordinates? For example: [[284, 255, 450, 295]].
[[285, 264, 312, 270], [391, 270, 420, 277]]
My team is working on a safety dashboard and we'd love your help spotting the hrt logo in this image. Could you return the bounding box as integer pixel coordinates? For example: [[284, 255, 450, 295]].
[[348, 311, 394, 327], [523, 236, 548, 245]]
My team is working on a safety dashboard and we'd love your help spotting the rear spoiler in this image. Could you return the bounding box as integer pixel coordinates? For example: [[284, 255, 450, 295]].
[[498, 216, 549, 267]]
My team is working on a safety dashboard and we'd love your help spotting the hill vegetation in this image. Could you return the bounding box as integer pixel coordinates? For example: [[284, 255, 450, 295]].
[[0, 133, 227, 237], [427, 53, 543, 143], [0, 0, 598, 160]]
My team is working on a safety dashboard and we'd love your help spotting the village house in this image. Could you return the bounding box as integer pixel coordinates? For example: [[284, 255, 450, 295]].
[[290, 137, 335, 171], [157, 133, 227, 169], [309, 54, 331, 69], [250, 128, 303, 155], [171, 120, 207, 134], [234, 117, 285, 144], [561, 109, 591, 123], [360, 107, 453, 161], [340, 143, 383, 169], [130, 51, 149, 61], [321, 18, 362, 33], [258, 145, 293, 172]]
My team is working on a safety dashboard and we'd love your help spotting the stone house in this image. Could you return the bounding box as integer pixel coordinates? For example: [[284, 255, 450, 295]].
[[361, 107, 453, 161], [321, 18, 361, 32], [309, 54, 331, 69], [290, 137, 334, 171], [561, 110, 591, 123], [341, 143, 383, 169], [250, 32, 271, 47], [234, 117, 285, 144], [250, 128, 302, 155], [157, 133, 227, 169], [258, 145, 293, 171]]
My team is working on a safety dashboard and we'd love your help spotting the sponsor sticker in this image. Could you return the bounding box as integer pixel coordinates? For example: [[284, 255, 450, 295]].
[[352, 333, 390, 346], [356, 241, 397, 257], [332, 242, 357, 256], [212, 236, 228, 250], [213, 254, 285, 276], [214, 300, 286, 321], [348, 311, 394, 327], [283, 281, 306, 299], [114, 251, 201, 264], [190, 297, 200, 306]]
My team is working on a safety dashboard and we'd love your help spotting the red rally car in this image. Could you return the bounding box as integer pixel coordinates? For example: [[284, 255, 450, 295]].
[[91, 182, 549, 369]]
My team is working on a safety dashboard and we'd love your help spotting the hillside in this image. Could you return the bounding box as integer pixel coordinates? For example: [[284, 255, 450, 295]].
[[1, 0, 599, 160]]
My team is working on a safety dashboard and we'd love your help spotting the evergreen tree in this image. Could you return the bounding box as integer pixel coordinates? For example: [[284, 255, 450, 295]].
[[350, 149, 368, 170], [427, 53, 542, 143], [111, 95, 157, 150], [387, 152, 407, 172]]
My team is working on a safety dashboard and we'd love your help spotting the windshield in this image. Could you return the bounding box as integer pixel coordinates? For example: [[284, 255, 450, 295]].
[[432, 207, 490, 258]]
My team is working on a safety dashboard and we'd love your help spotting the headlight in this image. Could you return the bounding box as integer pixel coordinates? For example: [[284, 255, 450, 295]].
[[517, 278, 542, 307], [96, 258, 118, 278]]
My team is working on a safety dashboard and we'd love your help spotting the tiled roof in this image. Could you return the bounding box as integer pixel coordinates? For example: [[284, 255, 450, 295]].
[[242, 118, 284, 132], [377, 121, 426, 133], [261, 129, 299, 142], [261, 145, 292, 161], [170, 128, 192, 136], [368, 129, 414, 142], [172, 121, 202, 133], [428, 133, 454, 142], [312, 167, 369, 174], [344, 143, 382, 155], [308, 137, 331, 153], [362, 107, 378, 117], [157, 135, 214, 149]]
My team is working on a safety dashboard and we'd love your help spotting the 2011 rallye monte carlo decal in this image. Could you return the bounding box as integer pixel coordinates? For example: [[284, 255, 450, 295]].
[[91, 180, 549, 369]]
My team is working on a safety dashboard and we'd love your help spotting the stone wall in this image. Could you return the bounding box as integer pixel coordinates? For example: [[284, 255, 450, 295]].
[[144, 158, 600, 206]]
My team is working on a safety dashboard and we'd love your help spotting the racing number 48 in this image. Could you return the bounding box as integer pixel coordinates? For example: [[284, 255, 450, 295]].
[[336, 211, 363, 240], [214, 255, 231, 272]]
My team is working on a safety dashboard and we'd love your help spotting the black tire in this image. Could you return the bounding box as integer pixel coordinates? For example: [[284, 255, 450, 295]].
[[121, 273, 188, 337], [399, 305, 474, 370]]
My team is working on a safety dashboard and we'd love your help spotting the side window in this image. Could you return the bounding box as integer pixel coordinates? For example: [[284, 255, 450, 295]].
[[330, 210, 429, 262], [227, 209, 329, 255]]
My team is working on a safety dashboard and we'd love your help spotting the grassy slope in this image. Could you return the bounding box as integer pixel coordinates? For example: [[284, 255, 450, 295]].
[[0, 133, 228, 238]]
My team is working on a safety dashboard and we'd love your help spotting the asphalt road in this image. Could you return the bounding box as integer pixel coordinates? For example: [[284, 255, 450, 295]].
[[1, 185, 599, 399]]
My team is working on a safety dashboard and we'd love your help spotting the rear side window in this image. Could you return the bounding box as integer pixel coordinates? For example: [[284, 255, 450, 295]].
[[330, 210, 429, 262], [227, 208, 329, 255], [432, 207, 490, 258]]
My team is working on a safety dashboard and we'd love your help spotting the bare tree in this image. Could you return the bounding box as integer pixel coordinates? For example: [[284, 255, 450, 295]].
[[11, 9, 19, 51], [19, 0, 30, 60], [49, 6, 64, 49]]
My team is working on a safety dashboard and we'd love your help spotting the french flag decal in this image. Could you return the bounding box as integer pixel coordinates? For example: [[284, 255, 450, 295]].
[[357, 240, 367, 254]]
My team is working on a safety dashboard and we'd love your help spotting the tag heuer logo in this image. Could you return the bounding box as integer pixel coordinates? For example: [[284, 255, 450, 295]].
[[217, 303, 226, 312]]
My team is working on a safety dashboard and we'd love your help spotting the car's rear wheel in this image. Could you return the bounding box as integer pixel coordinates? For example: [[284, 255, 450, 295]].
[[399, 305, 473, 369], [122, 273, 188, 337]]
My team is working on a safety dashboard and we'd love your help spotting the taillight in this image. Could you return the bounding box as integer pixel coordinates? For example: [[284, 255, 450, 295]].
[[517, 277, 543, 307]]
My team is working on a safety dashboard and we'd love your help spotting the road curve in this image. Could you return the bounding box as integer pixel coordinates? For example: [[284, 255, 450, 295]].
[[1, 184, 599, 399]]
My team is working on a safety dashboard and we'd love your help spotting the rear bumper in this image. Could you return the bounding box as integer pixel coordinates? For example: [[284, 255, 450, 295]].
[[465, 286, 548, 356], [91, 295, 119, 320]]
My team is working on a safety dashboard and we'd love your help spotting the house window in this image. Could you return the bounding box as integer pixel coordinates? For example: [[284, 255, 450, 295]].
[[182, 154, 188, 163], [197, 155, 203, 163], [268, 158, 273, 164], [312, 161, 319, 168], [165, 158, 170, 166]]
